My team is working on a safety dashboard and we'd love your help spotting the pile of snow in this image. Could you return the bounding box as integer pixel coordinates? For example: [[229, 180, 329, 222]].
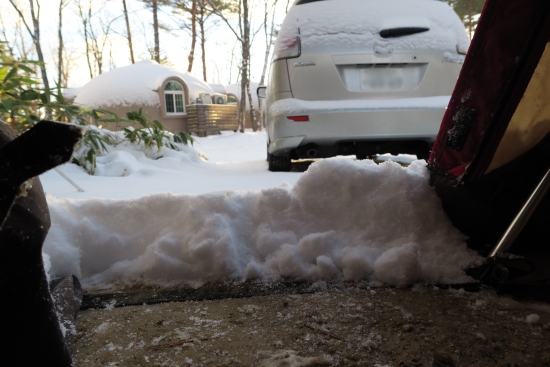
[[43, 158, 481, 288], [73, 125, 203, 176], [74, 60, 214, 109], [276, 0, 469, 55]]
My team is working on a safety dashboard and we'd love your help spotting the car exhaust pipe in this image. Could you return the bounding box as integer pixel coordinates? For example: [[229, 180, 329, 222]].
[[307, 149, 317, 158]]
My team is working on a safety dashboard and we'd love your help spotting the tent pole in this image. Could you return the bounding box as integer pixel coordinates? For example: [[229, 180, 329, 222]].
[[489, 166, 550, 257], [54, 167, 84, 192]]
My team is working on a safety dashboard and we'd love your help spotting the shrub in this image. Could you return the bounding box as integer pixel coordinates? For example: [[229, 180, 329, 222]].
[[0, 41, 196, 175]]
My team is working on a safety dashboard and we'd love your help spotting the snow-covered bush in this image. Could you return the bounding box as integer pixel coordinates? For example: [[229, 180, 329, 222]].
[[73, 108, 196, 175]]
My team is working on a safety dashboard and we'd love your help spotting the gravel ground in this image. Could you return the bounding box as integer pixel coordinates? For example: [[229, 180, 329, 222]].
[[74, 283, 550, 367]]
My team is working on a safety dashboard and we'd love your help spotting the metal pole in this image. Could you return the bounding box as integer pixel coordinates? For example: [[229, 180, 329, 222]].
[[54, 167, 84, 192], [489, 166, 550, 257]]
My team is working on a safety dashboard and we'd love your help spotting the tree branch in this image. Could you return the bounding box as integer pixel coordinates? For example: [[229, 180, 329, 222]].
[[204, 0, 243, 43], [8, 0, 35, 41]]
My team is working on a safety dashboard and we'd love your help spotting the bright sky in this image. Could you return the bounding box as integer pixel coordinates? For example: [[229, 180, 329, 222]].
[[2, 0, 290, 88]]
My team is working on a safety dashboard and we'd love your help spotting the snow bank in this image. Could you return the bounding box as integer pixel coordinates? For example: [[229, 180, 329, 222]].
[[43, 159, 481, 288], [74, 60, 214, 109], [276, 0, 469, 56]]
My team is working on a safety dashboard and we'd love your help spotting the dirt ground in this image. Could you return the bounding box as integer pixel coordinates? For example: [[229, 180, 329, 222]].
[[74, 282, 550, 367]]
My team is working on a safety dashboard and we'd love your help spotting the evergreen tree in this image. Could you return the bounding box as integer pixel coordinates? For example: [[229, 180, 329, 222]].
[[446, 0, 486, 39]]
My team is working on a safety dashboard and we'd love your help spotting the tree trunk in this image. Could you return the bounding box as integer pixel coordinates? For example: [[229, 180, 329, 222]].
[[238, 0, 250, 133], [28, 1, 50, 95], [199, 4, 207, 81], [90, 4, 103, 75], [153, 0, 160, 63], [259, 0, 278, 129], [57, 0, 64, 88], [246, 81, 256, 132], [187, 0, 197, 72], [76, 1, 94, 79], [122, 0, 135, 64], [9, 0, 52, 118]]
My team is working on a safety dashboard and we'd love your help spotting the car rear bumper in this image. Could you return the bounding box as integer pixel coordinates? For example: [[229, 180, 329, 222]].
[[268, 96, 449, 156]]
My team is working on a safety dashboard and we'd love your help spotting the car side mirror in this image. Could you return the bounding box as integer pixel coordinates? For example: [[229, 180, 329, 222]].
[[257, 86, 267, 99]]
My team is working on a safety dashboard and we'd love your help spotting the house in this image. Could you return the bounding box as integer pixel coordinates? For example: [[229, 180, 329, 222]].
[[72, 60, 216, 133]]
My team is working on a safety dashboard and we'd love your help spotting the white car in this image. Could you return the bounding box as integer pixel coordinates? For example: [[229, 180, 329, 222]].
[[261, 0, 469, 171]]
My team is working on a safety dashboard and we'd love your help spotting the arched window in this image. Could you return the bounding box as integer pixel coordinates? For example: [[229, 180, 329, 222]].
[[164, 81, 185, 114]]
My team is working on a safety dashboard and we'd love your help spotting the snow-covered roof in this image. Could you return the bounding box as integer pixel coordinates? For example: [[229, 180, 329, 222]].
[[74, 60, 214, 109], [225, 82, 261, 111], [276, 0, 469, 56], [209, 83, 227, 94]]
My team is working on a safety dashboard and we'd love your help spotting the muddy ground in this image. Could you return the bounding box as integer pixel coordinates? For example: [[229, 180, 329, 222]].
[[74, 282, 550, 367]]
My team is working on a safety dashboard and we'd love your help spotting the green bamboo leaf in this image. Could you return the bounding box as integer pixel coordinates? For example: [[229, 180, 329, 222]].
[[20, 89, 39, 101], [1, 99, 13, 111], [4, 67, 17, 82], [18, 65, 35, 73], [39, 92, 48, 104], [20, 77, 39, 84]]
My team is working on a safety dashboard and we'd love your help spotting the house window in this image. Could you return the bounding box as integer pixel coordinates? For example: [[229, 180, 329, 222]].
[[164, 81, 185, 114]]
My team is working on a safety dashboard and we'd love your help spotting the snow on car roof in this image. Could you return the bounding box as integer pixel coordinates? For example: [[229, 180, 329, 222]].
[[275, 0, 469, 56], [74, 60, 214, 109]]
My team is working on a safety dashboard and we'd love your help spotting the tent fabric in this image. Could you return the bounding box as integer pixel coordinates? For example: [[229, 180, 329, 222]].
[[487, 43, 550, 172], [427, 0, 550, 256], [428, 0, 550, 183]]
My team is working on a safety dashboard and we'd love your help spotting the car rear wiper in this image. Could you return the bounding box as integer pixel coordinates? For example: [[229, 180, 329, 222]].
[[295, 0, 326, 4], [380, 27, 429, 38]]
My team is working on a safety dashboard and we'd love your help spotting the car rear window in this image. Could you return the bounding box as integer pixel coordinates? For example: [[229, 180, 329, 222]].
[[275, 0, 469, 55]]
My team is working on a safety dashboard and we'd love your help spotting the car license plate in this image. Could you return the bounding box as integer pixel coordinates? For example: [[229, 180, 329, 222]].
[[360, 68, 405, 91]]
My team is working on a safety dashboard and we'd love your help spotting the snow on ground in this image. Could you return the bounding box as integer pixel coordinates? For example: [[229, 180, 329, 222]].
[[40, 129, 481, 289], [40, 130, 298, 199]]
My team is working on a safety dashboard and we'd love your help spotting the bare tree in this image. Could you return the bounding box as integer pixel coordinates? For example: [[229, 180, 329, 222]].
[[258, 0, 278, 128], [0, 14, 15, 56], [9, 0, 51, 116], [153, 0, 160, 62], [122, 0, 136, 64], [13, 18, 34, 61], [139, 0, 170, 63], [188, 0, 198, 71], [206, 0, 252, 132], [75, 0, 94, 78], [57, 0, 70, 88], [75, 0, 118, 77], [196, 0, 220, 81], [89, 14, 118, 74]]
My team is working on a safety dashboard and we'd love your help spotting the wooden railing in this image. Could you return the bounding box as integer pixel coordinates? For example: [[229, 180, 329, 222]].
[[186, 104, 238, 137]]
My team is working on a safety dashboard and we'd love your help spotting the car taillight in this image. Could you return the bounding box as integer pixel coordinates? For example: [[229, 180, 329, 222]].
[[273, 35, 301, 61], [287, 115, 309, 121]]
